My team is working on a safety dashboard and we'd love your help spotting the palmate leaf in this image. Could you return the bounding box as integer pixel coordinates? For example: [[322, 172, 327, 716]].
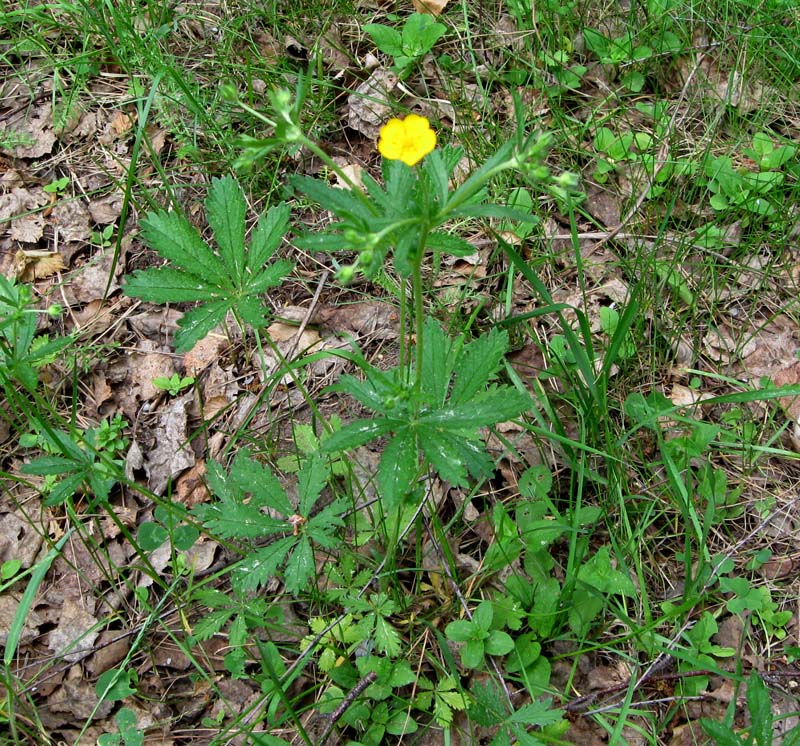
[[123, 177, 293, 352], [206, 175, 247, 279]]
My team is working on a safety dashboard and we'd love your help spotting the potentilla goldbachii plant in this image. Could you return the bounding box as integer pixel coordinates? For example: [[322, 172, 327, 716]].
[[221, 83, 582, 512]]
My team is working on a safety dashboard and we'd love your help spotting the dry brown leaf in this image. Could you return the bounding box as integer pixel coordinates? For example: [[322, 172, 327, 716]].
[[9, 213, 44, 243], [411, 0, 449, 15], [0, 509, 44, 567], [9, 102, 56, 158], [62, 247, 122, 304], [129, 340, 177, 401], [15, 249, 65, 281], [50, 198, 91, 243], [347, 68, 399, 138], [89, 192, 124, 224], [143, 393, 195, 495], [315, 300, 399, 339], [175, 460, 209, 507], [0, 593, 43, 646], [69, 298, 116, 336], [110, 110, 136, 135], [47, 596, 99, 663]]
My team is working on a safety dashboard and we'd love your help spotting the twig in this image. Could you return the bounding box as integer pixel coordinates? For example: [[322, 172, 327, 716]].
[[316, 671, 378, 745]]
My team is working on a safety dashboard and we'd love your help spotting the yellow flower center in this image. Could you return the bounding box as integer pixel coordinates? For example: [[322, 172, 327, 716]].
[[377, 114, 437, 166]]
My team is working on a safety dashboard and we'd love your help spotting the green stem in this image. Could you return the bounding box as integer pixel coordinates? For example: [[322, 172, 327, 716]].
[[412, 251, 425, 399]]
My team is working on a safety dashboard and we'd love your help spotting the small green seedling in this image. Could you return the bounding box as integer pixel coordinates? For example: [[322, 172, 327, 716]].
[[43, 176, 70, 195], [97, 708, 144, 746], [445, 600, 515, 669], [363, 13, 447, 76], [91, 224, 115, 248], [152, 373, 195, 396]]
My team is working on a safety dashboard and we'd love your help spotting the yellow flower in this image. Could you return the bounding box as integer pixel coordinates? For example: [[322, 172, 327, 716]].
[[377, 114, 437, 166]]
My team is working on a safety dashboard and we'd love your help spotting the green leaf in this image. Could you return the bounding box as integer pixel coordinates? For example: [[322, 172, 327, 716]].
[[402, 13, 446, 55], [173, 299, 231, 353], [473, 600, 494, 630], [248, 203, 291, 270], [485, 630, 515, 656], [206, 175, 247, 279], [297, 453, 329, 515], [138, 209, 229, 286], [378, 429, 419, 508], [700, 719, 744, 746], [425, 231, 478, 258], [363, 23, 404, 57], [374, 616, 402, 657], [193, 609, 233, 640], [233, 537, 298, 592], [421, 387, 531, 429], [445, 619, 476, 642], [122, 179, 292, 351], [577, 546, 636, 597], [462, 639, 485, 669], [508, 699, 564, 727], [419, 318, 454, 405], [138, 522, 168, 551], [96, 668, 137, 702], [284, 538, 314, 594], [746, 671, 772, 746], [451, 327, 510, 404], [322, 418, 397, 452]]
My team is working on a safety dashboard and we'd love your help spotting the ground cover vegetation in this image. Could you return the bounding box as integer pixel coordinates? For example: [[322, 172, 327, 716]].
[[0, 0, 799, 742]]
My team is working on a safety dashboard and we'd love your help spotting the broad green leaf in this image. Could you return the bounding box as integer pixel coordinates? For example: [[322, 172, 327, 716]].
[[462, 639, 485, 669], [138, 522, 168, 551], [485, 630, 514, 656], [173, 300, 231, 353], [193, 609, 233, 640], [248, 203, 290, 269], [473, 600, 493, 630], [291, 175, 376, 223], [246, 259, 294, 294], [699, 719, 744, 746], [577, 546, 636, 597], [509, 699, 564, 726], [284, 538, 314, 593], [450, 328, 509, 404], [322, 418, 397, 452], [374, 616, 402, 657], [20, 455, 76, 475], [207, 175, 247, 278], [227, 452, 292, 513], [297, 453, 329, 515], [420, 387, 531, 429], [96, 668, 137, 702], [378, 429, 418, 509], [138, 210, 228, 286], [445, 619, 476, 642], [363, 23, 404, 57], [193, 501, 288, 538], [746, 671, 772, 746], [426, 231, 478, 257], [122, 267, 225, 303], [420, 428, 494, 486], [233, 537, 298, 592], [419, 318, 454, 405], [419, 429, 471, 485]]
